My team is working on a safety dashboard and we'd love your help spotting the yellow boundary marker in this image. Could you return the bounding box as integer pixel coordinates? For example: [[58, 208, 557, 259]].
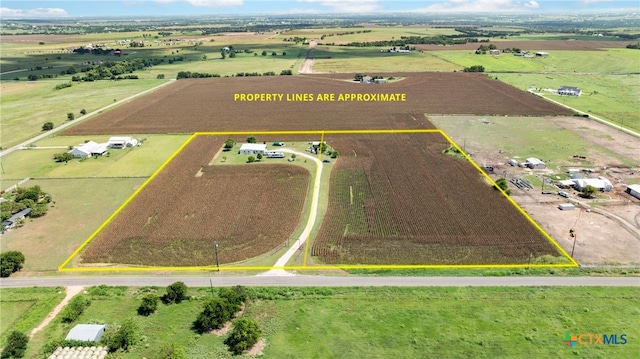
[[59, 129, 577, 272]]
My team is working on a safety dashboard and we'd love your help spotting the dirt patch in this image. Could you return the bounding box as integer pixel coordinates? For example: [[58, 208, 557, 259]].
[[30, 286, 84, 338], [246, 338, 266, 356], [210, 305, 245, 336]]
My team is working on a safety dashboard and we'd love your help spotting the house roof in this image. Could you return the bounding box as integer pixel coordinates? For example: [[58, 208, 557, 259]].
[[65, 324, 107, 342], [71, 141, 109, 155], [239, 143, 267, 151], [559, 85, 580, 92], [525, 158, 545, 165], [627, 184, 640, 193], [108, 136, 133, 143], [573, 178, 612, 189]]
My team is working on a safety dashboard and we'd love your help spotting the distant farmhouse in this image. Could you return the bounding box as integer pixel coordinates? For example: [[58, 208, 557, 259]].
[[626, 184, 640, 200], [558, 85, 582, 96], [535, 51, 549, 57], [107, 136, 138, 149], [1, 208, 31, 231]]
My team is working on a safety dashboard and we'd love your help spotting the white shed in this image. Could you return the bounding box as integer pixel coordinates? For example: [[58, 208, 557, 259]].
[[239, 143, 267, 155], [68, 141, 109, 158], [525, 158, 546, 169], [108, 136, 138, 149], [558, 203, 576, 211], [573, 178, 613, 192], [65, 324, 108, 342], [626, 184, 640, 200]]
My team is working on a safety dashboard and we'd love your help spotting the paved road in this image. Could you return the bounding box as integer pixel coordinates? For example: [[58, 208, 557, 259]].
[[0, 79, 175, 158], [1, 275, 638, 288]]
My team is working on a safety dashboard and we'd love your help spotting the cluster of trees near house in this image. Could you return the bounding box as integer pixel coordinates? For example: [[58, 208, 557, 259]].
[[1, 250, 25, 278], [1, 185, 52, 223]]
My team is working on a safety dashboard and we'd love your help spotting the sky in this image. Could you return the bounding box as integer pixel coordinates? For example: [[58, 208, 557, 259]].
[[0, 0, 638, 18]]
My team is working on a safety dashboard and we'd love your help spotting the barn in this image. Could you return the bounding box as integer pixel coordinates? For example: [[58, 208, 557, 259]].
[[626, 184, 640, 200], [525, 158, 546, 169], [573, 178, 613, 192], [239, 143, 267, 155]]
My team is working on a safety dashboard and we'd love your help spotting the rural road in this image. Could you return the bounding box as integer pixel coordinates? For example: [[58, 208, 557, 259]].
[[1, 276, 638, 288], [0, 79, 176, 158]]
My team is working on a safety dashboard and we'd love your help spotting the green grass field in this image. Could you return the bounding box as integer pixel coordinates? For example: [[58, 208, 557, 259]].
[[429, 116, 638, 170], [18, 286, 640, 358], [0, 79, 168, 149], [430, 48, 639, 73], [310, 46, 461, 73], [494, 73, 640, 132], [1, 177, 145, 271], [283, 26, 461, 42], [0, 287, 65, 348], [0, 135, 190, 181]]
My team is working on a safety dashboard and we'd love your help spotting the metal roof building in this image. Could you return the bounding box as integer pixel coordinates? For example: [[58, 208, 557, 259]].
[[65, 324, 108, 342]]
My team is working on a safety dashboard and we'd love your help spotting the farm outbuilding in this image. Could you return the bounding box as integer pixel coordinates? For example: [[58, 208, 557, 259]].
[[558, 203, 575, 211], [65, 324, 107, 342], [626, 184, 640, 200], [239, 143, 267, 155], [1, 208, 32, 231], [535, 51, 549, 57], [558, 85, 582, 96], [573, 178, 613, 192], [107, 136, 138, 149], [68, 141, 109, 158], [525, 158, 546, 169]]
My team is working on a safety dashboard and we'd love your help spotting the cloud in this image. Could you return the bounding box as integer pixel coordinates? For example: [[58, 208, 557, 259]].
[[297, 0, 381, 13], [0, 7, 69, 18], [416, 0, 540, 12], [154, 0, 243, 7], [582, 0, 613, 4]]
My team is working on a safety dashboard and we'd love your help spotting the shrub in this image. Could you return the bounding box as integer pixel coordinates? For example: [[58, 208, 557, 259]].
[[60, 295, 91, 323], [163, 281, 188, 304], [218, 287, 243, 313], [42, 122, 54, 131], [137, 294, 159, 316], [2, 331, 28, 358], [193, 297, 232, 333], [157, 343, 187, 359], [104, 318, 139, 352], [224, 318, 261, 355]]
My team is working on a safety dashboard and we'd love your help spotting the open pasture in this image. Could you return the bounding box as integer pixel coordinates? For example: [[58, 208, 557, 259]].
[[62, 73, 573, 136], [80, 135, 311, 267], [415, 39, 636, 51], [311, 132, 565, 266]]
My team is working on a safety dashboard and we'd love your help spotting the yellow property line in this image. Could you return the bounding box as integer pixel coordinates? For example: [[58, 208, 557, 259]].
[[60, 129, 577, 272]]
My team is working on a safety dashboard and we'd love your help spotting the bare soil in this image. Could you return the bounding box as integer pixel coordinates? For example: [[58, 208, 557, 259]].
[[246, 338, 266, 356], [30, 286, 84, 338]]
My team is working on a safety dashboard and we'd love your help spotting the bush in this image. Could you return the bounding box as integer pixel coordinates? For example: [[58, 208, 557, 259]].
[[219, 286, 246, 313], [163, 281, 188, 304], [224, 318, 261, 355], [193, 297, 232, 333], [1, 331, 29, 358], [42, 122, 54, 131], [60, 295, 91, 323], [157, 343, 187, 359], [0, 251, 25, 278], [104, 318, 139, 352], [137, 294, 159, 316]]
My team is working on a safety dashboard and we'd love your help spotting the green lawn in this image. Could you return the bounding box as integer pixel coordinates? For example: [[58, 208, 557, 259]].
[[494, 73, 640, 132], [22, 286, 640, 359], [430, 48, 640, 73], [310, 46, 461, 73], [0, 135, 190, 181], [1, 177, 145, 271], [0, 287, 65, 348]]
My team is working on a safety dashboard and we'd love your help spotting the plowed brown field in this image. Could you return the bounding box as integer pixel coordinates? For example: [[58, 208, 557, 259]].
[[81, 135, 311, 266], [311, 132, 561, 265], [63, 72, 572, 135]]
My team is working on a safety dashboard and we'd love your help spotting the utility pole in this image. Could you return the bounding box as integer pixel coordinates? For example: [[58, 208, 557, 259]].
[[214, 241, 220, 272], [570, 229, 577, 257]]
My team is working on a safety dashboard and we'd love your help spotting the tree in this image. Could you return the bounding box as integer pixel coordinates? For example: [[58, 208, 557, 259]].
[[247, 135, 257, 143], [229, 51, 236, 58], [582, 185, 598, 198], [42, 122, 54, 131], [354, 73, 364, 81], [463, 65, 485, 72], [256, 153, 263, 161], [193, 297, 232, 333], [290, 154, 296, 161], [80, 109, 87, 115], [246, 156, 255, 163], [271, 51, 277, 56], [495, 178, 511, 196], [1, 251, 25, 278], [67, 112, 75, 121], [224, 138, 235, 150], [224, 318, 261, 355], [157, 343, 187, 359], [105, 318, 139, 352], [163, 281, 188, 304], [137, 294, 159, 316], [218, 287, 244, 313], [220, 50, 226, 59], [330, 150, 339, 158], [27, 74, 38, 81], [280, 69, 292, 75], [261, 50, 267, 56], [54, 153, 74, 163], [1, 331, 29, 358], [282, 51, 287, 56], [60, 295, 91, 323]]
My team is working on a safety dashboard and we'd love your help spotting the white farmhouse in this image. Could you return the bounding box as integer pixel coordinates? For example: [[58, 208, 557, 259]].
[[239, 143, 267, 155], [68, 141, 109, 158]]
